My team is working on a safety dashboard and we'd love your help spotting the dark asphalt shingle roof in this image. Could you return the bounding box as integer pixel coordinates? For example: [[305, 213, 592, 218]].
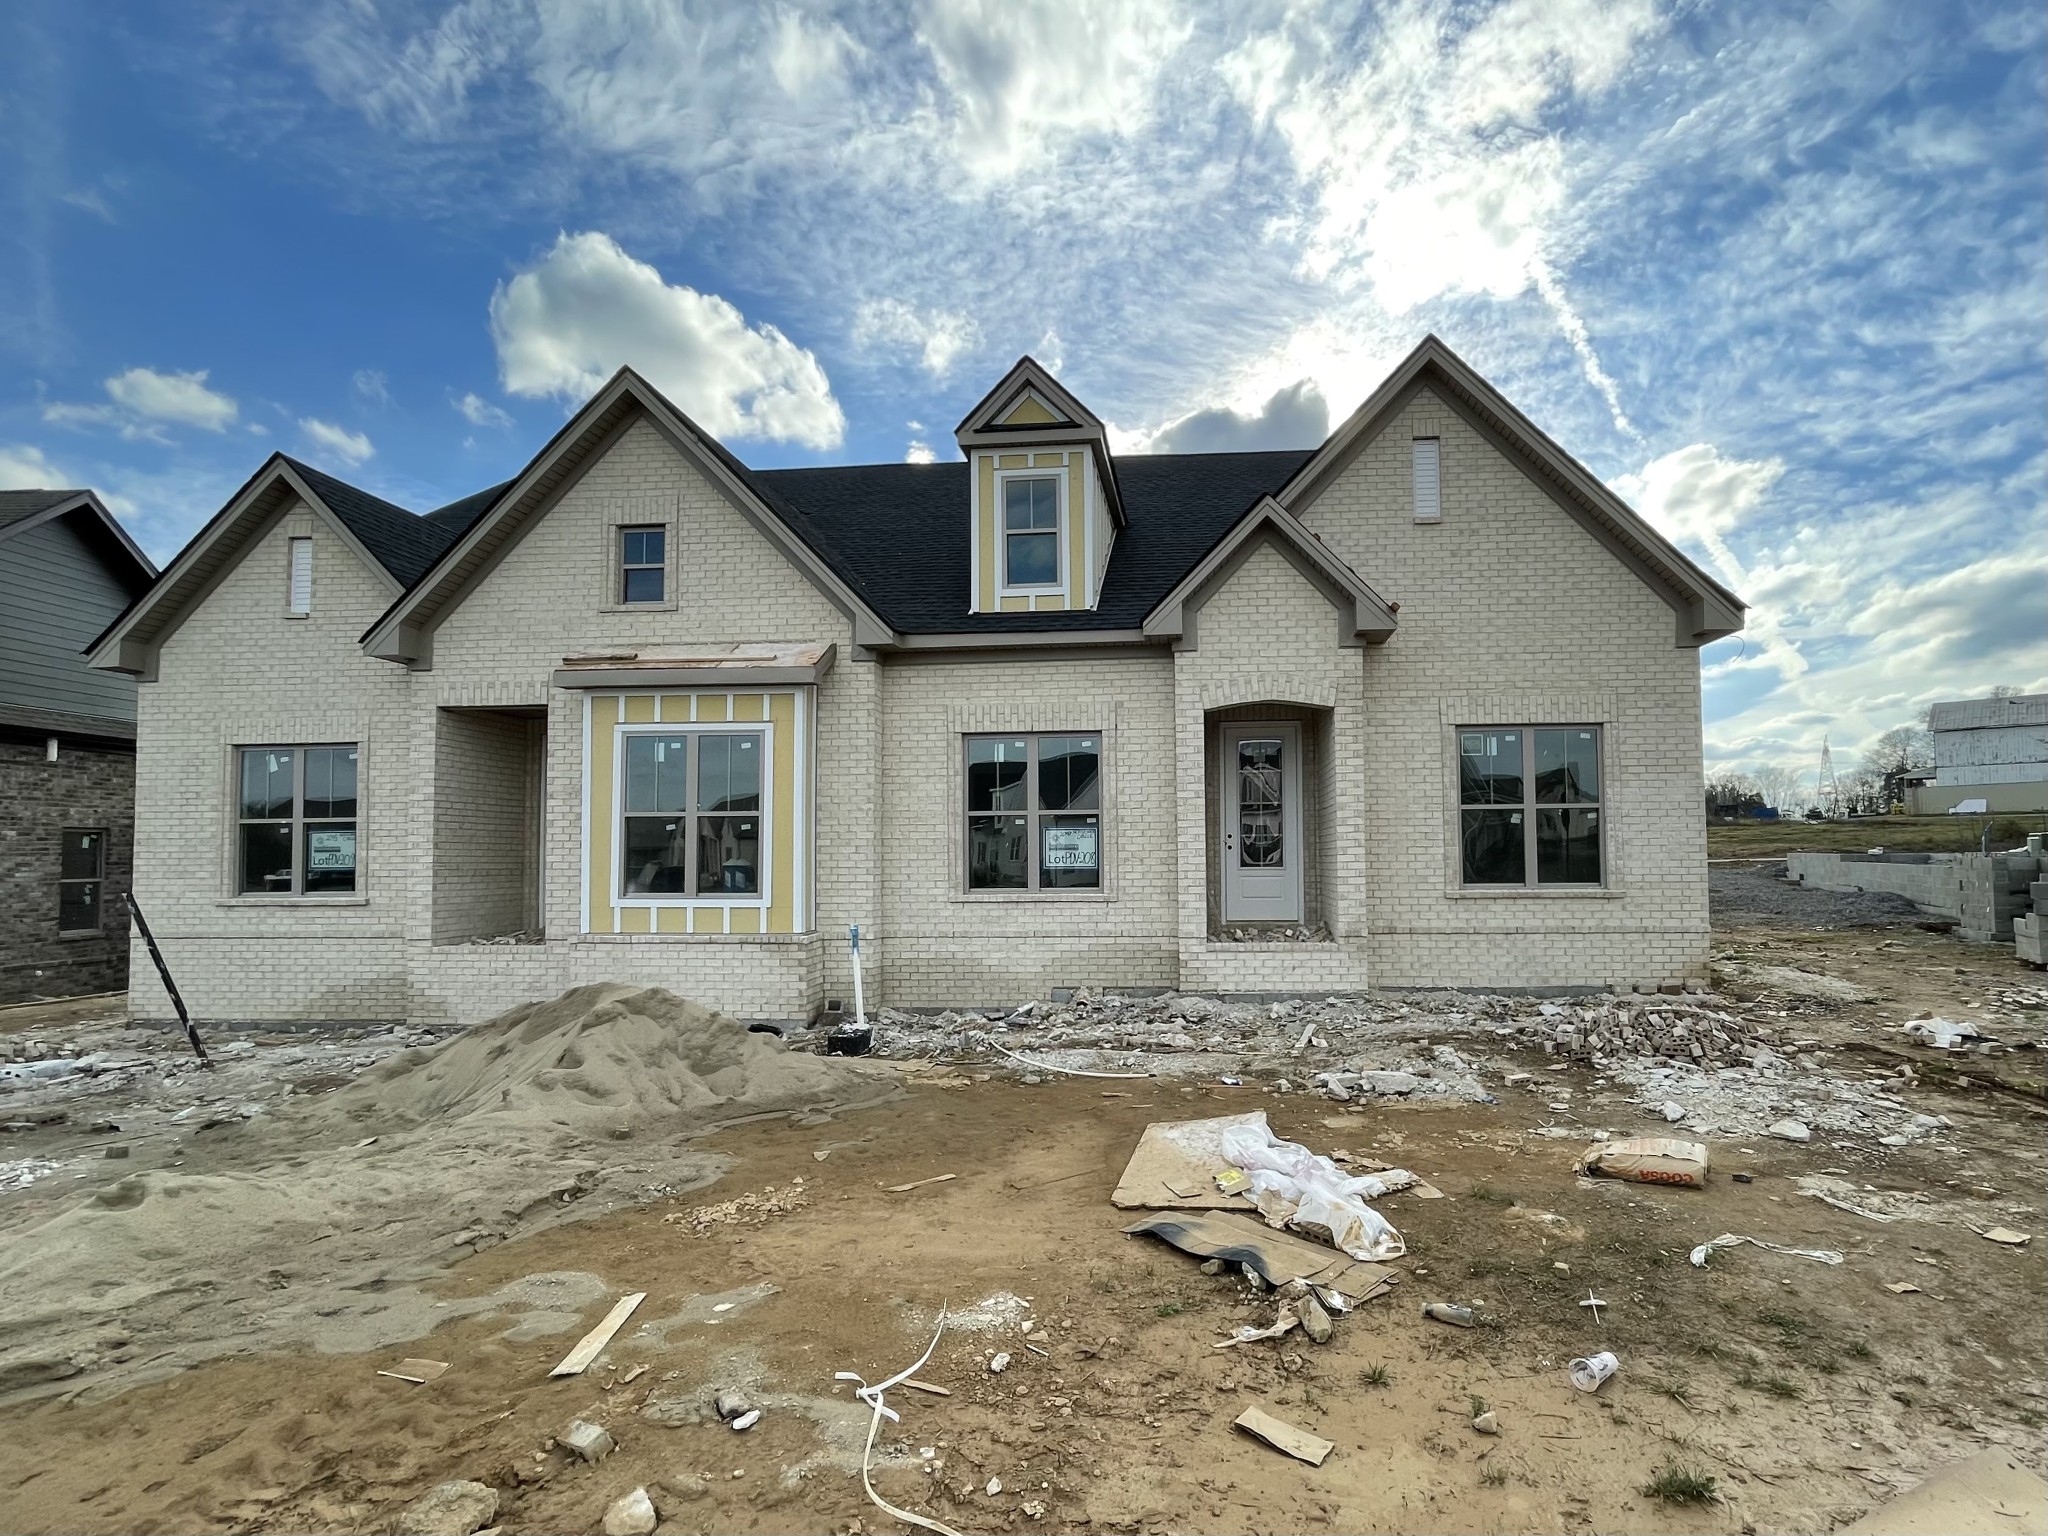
[[293, 449, 1312, 634], [0, 488, 85, 532]]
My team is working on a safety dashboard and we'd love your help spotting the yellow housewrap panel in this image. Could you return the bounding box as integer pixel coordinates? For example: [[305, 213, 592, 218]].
[[1067, 452, 1086, 607], [655, 905, 687, 934], [618, 904, 651, 934], [659, 694, 691, 722], [697, 694, 729, 723], [588, 694, 618, 930], [732, 693, 765, 722], [975, 452, 997, 608], [623, 695, 656, 723], [767, 691, 797, 933], [729, 905, 761, 935]]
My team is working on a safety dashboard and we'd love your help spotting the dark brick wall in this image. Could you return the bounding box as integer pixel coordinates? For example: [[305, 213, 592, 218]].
[[0, 734, 136, 1002]]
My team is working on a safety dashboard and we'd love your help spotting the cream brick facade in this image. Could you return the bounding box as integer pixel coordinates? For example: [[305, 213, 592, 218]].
[[121, 366, 1721, 1026]]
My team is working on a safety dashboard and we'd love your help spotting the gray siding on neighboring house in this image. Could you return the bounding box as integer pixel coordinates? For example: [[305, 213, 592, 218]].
[[0, 515, 141, 731]]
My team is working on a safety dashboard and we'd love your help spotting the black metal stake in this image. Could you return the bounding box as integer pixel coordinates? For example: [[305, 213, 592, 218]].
[[127, 894, 211, 1069]]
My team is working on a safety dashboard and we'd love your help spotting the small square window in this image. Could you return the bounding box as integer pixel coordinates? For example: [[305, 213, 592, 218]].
[[620, 525, 665, 604]]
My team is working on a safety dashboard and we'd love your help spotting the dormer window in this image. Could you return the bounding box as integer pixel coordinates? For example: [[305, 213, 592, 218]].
[[1002, 475, 1061, 589]]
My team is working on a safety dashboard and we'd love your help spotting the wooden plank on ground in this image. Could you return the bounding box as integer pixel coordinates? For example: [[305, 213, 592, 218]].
[[548, 1292, 646, 1378], [1234, 1404, 1335, 1466]]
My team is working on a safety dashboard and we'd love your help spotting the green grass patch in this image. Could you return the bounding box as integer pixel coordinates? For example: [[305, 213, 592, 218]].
[[1154, 1302, 1183, 1318], [1642, 1463, 1719, 1505], [1480, 1465, 1508, 1488], [1360, 1363, 1392, 1388]]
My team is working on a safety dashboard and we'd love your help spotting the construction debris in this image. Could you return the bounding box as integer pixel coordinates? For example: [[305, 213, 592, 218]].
[[560, 1419, 616, 1464], [1688, 1233, 1843, 1267], [1579, 1136, 1709, 1189], [1233, 1404, 1335, 1466], [550, 1292, 647, 1378], [394, 1480, 499, 1536], [1122, 1210, 1399, 1303]]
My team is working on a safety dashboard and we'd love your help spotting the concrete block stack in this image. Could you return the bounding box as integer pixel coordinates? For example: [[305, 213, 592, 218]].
[[2016, 878, 2048, 968]]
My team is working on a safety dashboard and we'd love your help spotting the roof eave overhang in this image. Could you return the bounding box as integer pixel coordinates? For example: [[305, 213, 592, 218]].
[[0, 491, 157, 584], [360, 370, 899, 668], [1278, 336, 1748, 650]]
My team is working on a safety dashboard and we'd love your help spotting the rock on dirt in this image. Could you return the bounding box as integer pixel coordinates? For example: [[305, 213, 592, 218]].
[[1709, 863, 1925, 928], [394, 1480, 498, 1536], [602, 1486, 658, 1535], [562, 1418, 616, 1463]]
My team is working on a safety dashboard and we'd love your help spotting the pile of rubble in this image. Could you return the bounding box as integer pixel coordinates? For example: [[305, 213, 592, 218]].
[[1519, 997, 1784, 1071]]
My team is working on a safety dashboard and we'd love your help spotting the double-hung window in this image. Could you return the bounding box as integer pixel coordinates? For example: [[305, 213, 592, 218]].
[[621, 731, 762, 897], [965, 734, 1101, 891], [1002, 476, 1060, 589], [59, 828, 106, 932], [1458, 727, 1602, 887], [237, 745, 359, 894], [619, 525, 665, 604]]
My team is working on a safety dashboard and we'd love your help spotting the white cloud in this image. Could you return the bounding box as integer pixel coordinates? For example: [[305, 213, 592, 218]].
[[915, 0, 1192, 177], [0, 443, 74, 489], [43, 366, 239, 442], [490, 231, 845, 448], [105, 367, 239, 431], [1615, 443, 1783, 564], [298, 417, 375, 465], [353, 368, 392, 406], [853, 299, 981, 377], [453, 391, 513, 428], [1118, 379, 1331, 455], [905, 439, 937, 464]]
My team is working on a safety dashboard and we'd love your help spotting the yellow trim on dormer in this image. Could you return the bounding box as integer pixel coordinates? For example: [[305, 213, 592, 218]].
[[999, 394, 1061, 426]]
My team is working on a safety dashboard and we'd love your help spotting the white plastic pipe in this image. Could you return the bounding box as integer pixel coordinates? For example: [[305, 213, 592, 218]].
[[849, 923, 866, 1029]]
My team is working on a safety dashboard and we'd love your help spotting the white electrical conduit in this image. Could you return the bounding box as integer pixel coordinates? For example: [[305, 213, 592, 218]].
[[835, 1309, 967, 1536], [986, 1039, 1152, 1080]]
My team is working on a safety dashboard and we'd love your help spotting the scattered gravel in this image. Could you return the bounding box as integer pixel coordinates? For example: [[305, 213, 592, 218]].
[[1710, 862, 1927, 927]]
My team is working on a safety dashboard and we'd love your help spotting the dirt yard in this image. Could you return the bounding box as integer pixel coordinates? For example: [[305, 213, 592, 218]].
[[2, 900, 2044, 1535]]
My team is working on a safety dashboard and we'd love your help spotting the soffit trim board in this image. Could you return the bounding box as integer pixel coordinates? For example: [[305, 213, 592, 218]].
[[552, 643, 838, 690], [886, 627, 1154, 653]]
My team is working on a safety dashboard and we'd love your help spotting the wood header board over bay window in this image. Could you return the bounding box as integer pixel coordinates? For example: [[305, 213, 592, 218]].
[[583, 690, 813, 936], [1457, 726, 1603, 888]]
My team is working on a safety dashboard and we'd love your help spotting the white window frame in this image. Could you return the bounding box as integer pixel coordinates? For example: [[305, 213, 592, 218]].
[[962, 731, 1104, 894], [617, 523, 667, 606], [611, 719, 775, 912], [994, 467, 1068, 597]]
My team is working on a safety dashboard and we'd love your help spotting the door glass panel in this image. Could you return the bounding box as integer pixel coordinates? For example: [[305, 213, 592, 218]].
[[1038, 736, 1099, 810], [240, 749, 294, 818], [966, 739, 1029, 812], [967, 814, 1028, 889], [623, 816, 688, 893], [698, 734, 761, 812], [697, 815, 760, 893], [1237, 739, 1284, 868], [1461, 809, 1525, 884], [1458, 731, 1521, 804]]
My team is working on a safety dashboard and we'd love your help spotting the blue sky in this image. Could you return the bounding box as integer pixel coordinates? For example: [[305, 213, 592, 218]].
[[2, 0, 2042, 781]]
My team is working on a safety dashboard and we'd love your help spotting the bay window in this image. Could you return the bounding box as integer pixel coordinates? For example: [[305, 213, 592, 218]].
[[621, 730, 763, 898]]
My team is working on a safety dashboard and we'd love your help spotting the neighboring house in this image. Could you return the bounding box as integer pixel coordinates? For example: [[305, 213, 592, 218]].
[[88, 337, 1745, 1027], [1913, 694, 2048, 815], [1, 490, 157, 1002]]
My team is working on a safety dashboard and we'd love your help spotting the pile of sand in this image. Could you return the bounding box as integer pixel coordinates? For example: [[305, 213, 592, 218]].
[[0, 986, 895, 1401], [302, 983, 887, 1139]]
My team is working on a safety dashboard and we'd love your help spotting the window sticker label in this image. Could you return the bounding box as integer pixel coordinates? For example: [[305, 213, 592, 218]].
[[309, 830, 357, 870], [1043, 825, 1099, 869]]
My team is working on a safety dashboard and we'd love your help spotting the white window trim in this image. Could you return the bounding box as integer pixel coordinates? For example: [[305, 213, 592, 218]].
[[610, 717, 775, 915], [227, 741, 365, 900], [994, 466, 1070, 599], [1445, 723, 1612, 894], [958, 730, 1108, 898]]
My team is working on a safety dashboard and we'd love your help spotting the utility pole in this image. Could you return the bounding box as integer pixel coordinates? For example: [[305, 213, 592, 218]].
[[1816, 735, 1842, 819]]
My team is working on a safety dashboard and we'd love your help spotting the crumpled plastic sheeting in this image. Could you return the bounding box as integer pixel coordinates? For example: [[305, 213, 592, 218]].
[[1219, 1119, 1407, 1261]]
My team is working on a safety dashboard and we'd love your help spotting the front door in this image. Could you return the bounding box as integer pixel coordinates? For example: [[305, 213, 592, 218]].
[[1220, 722, 1303, 923]]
